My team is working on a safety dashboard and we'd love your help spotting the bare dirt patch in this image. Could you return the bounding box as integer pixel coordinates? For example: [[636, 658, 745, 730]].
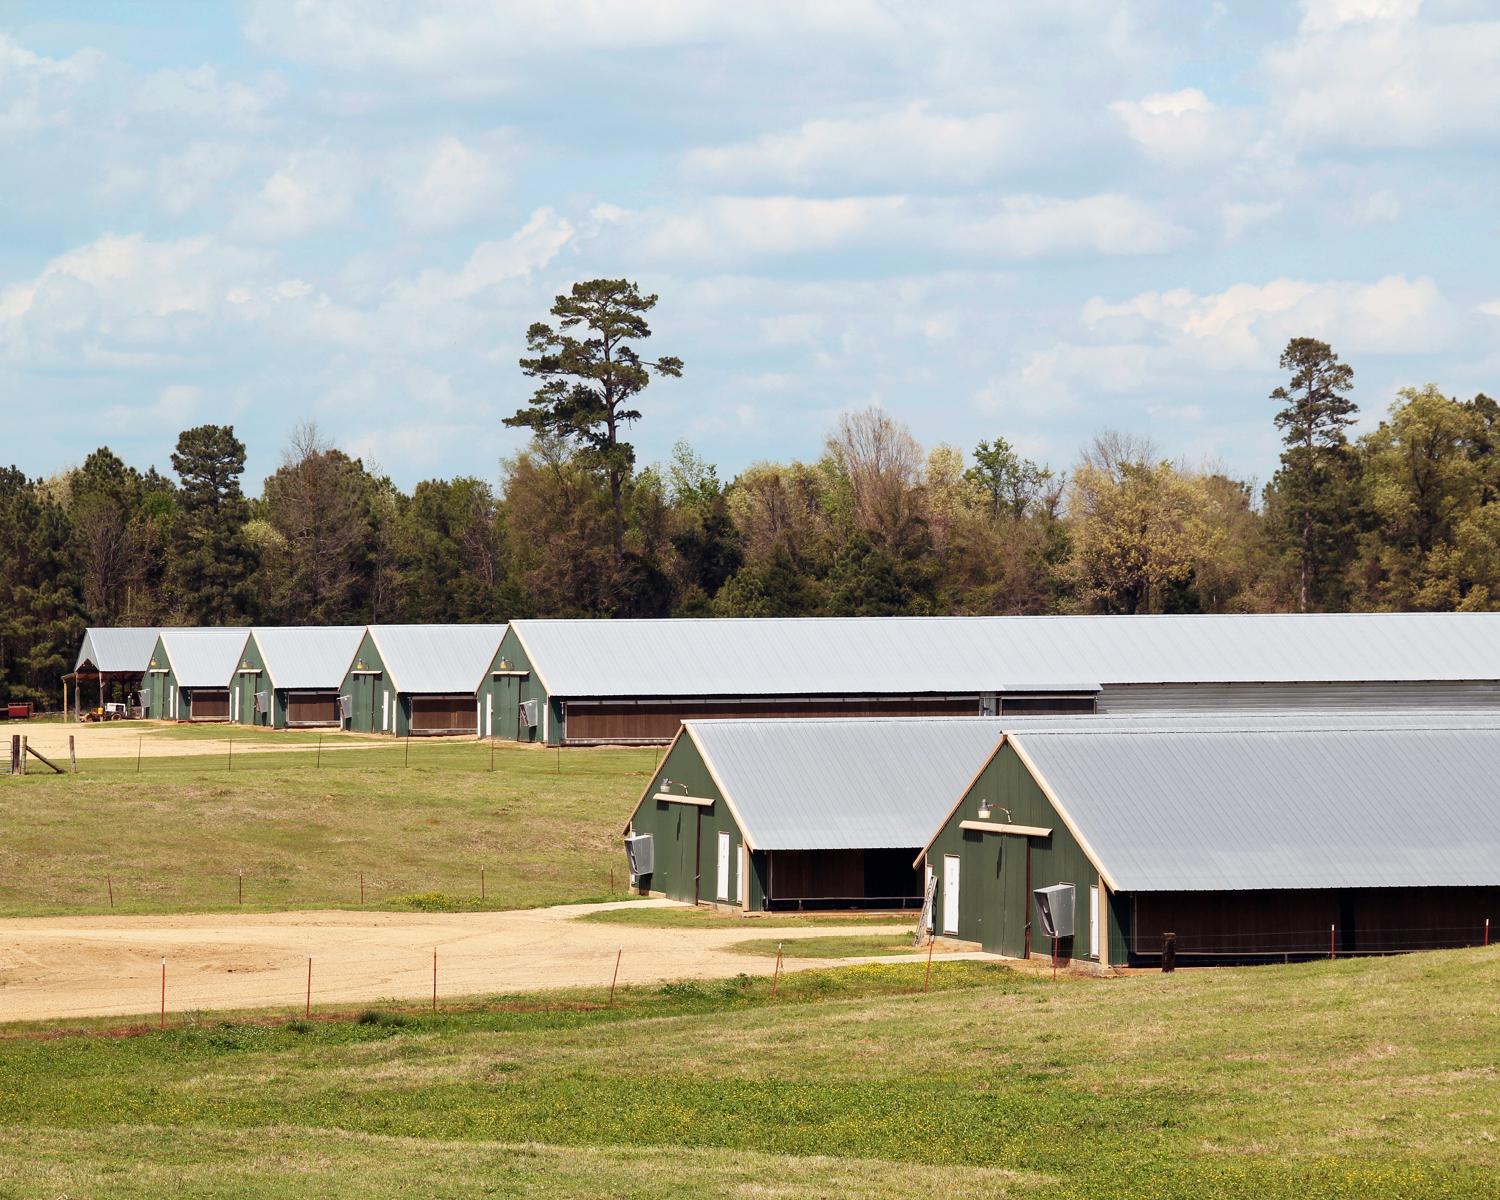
[[0, 900, 955, 1024]]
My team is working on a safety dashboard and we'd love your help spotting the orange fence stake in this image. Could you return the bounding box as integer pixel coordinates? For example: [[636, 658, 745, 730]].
[[159, 957, 166, 1031], [432, 948, 438, 1011], [306, 956, 313, 1019], [771, 942, 783, 1000], [608, 944, 623, 1008], [923, 933, 935, 993]]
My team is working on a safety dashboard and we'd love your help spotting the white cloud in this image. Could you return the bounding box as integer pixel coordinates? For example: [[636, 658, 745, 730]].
[[1478, 300, 1500, 319], [615, 192, 1182, 267], [1082, 274, 1452, 365], [244, 0, 896, 72], [134, 65, 284, 130], [0, 33, 104, 138], [385, 135, 511, 230], [231, 152, 360, 240], [683, 103, 1028, 189], [1267, 4, 1500, 148], [101, 384, 204, 432], [154, 142, 251, 217], [1111, 88, 1252, 166]]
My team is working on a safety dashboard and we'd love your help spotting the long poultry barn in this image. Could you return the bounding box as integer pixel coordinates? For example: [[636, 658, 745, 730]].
[[492, 612, 1500, 746], [918, 712, 1500, 966], [340, 624, 507, 736], [234, 627, 366, 728], [623, 717, 1005, 911], [66, 627, 163, 718], [142, 629, 249, 722]]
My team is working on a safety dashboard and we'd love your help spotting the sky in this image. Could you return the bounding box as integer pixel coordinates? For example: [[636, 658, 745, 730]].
[[1, 0, 1498, 495]]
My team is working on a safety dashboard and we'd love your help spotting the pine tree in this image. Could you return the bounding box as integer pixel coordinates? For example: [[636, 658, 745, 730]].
[[167, 424, 257, 623]]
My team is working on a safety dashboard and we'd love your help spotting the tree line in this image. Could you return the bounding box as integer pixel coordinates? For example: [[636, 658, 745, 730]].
[[3, 278, 1497, 705]]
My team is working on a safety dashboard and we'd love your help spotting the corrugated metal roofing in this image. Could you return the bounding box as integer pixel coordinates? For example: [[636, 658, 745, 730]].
[[512, 613, 1500, 698], [367, 624, 507, 695], [74, 627, 163, 673], [158, 629, 250, 689], [686, 717, 1006, 851], [249, 627, 366, 691], [1002, 712, 1500, 892]]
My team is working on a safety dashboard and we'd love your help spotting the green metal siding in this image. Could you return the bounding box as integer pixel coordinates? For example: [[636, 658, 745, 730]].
[[340, 632, 392, 734], [626, 735, 757, 908], [233, 635, 270, 726], [144, 637, 175, 720], [494, 627, 552, 743], [925, 742, 1108, 962]]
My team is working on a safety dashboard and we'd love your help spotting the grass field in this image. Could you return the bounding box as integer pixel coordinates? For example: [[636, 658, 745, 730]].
[[575, 904, 902, 929], [729, 933, 920, 957], [0, 740, 657, 916], [1, 950, 1496, 1198]]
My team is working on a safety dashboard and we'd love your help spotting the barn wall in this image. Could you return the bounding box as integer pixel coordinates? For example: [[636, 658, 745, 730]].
[[562, 696, 981, 745], [233, 636, 269, 726], [340, 632, 389, 734], [625, 734, 753, 907], [924, 741, 1104, 961], [493, 627, 549, 743], [1124, 888, 1500, 961], [1097, 680, 1500, 714]]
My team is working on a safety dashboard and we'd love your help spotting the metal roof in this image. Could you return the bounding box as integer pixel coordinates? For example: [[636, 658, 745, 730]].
[[511, 613, 1500, 698], [248, 627, 366, 691], [685, 717, 1006, 851], [157, 629, 250, 689], [74, 627, 163, 674], [366, 624, 508, 695], [1001, 712, 1500, 892]]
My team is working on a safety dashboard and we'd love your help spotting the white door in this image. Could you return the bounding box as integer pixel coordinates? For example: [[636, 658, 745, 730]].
[[1090, 885, 1101, 958], [716, 832, 731, 902], [381, 690, 389, 732], [485, 693, 493, 737], [735, 843, 743, 903], [943, 854, 960, 935]]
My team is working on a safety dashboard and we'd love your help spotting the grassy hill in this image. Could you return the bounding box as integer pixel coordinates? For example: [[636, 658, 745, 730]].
[[1, 950, 1496, 1198], [0, 739, 655, 916]]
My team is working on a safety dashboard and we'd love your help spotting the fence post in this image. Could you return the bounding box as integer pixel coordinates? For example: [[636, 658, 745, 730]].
[[1330, 924, 1336, 960], [107, 875, 114, 909], [160, 957, 166, 1031], [923, 932, 935, 993], [18, 735, 26, 776], [306, 956, 313, 1020], [359, 872, 365, 905], [608, 944, 623, 1008], [481, 866, 486, 901], [432, 948, 437, 1011], [238, 871, 243, 906], [771, 942, 784, 999], [68, 735, 77, 774], [8, 735, 17, 777], [317, 736, 322, 769]]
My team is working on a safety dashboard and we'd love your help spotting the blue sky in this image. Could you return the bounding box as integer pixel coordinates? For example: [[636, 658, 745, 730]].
[[2, 0, 1498, 495]]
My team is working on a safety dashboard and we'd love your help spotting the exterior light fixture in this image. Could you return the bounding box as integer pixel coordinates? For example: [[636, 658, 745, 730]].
[[977, 799, 992, 820]]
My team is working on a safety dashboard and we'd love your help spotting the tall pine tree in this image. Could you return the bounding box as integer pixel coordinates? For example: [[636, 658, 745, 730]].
[[168, 424, 257, 623]]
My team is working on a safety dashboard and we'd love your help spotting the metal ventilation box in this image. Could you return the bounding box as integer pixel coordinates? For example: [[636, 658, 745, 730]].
[[1034, 883, 1075, 939], [519, 698, 539, 728], [624, 833, 654, 879]]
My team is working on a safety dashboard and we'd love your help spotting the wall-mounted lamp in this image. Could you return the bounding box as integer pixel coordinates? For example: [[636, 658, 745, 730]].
[[977, 799, 992, 820]]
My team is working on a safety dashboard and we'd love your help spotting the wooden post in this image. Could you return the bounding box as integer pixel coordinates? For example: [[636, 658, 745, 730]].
[[160, 957, 166, 1031], [1161, 932, 1176, 974], [107, 876, 114, 908], [8, 735, 17, 777], [608, 944, 623, 1008], [18, 736, 26, 776], [68, 735, 77, 774], [316, 736, 322, 769], [238, 871, 243, 906], [923, 932, 935, 993], [771, 942, 784, 999], [306, 956, 313, 1020]]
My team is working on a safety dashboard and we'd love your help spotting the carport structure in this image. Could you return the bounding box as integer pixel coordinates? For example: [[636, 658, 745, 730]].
[[65, 627, 161, 719], [142, 629, 249, 722], [624, 717, 1005, 911], [234, 627, 366, 728], [340, 625, 507, 736]]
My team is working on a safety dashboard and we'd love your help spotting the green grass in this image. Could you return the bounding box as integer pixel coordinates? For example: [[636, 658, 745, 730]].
[[1, 951, 1496, 1197], [576, 904, 904, 928], [729, 933, 921, 957], [0, 741, 658, 916]]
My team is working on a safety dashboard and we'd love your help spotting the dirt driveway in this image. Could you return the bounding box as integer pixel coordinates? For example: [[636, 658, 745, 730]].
[[0, 900, 948, 1024], [7, 722, 385, 761]]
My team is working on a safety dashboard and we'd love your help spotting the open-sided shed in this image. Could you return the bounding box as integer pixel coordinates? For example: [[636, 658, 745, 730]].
[[340, 625, 507, 736], [624, 717, 1005, 910], [66, 627, 162, 718], [234, 627, 366, 728], [497, 613, 1500, 746], [918, 712, 1500, 966], [142, 629, 249, 722]]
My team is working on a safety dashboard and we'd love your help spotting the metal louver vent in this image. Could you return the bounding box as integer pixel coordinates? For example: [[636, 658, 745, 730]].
[[519, 698, 538, 728]]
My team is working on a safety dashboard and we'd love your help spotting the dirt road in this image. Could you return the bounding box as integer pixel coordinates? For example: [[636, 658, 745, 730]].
[[6, 722, 387, 761], [0, 900, 950, 1024]]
